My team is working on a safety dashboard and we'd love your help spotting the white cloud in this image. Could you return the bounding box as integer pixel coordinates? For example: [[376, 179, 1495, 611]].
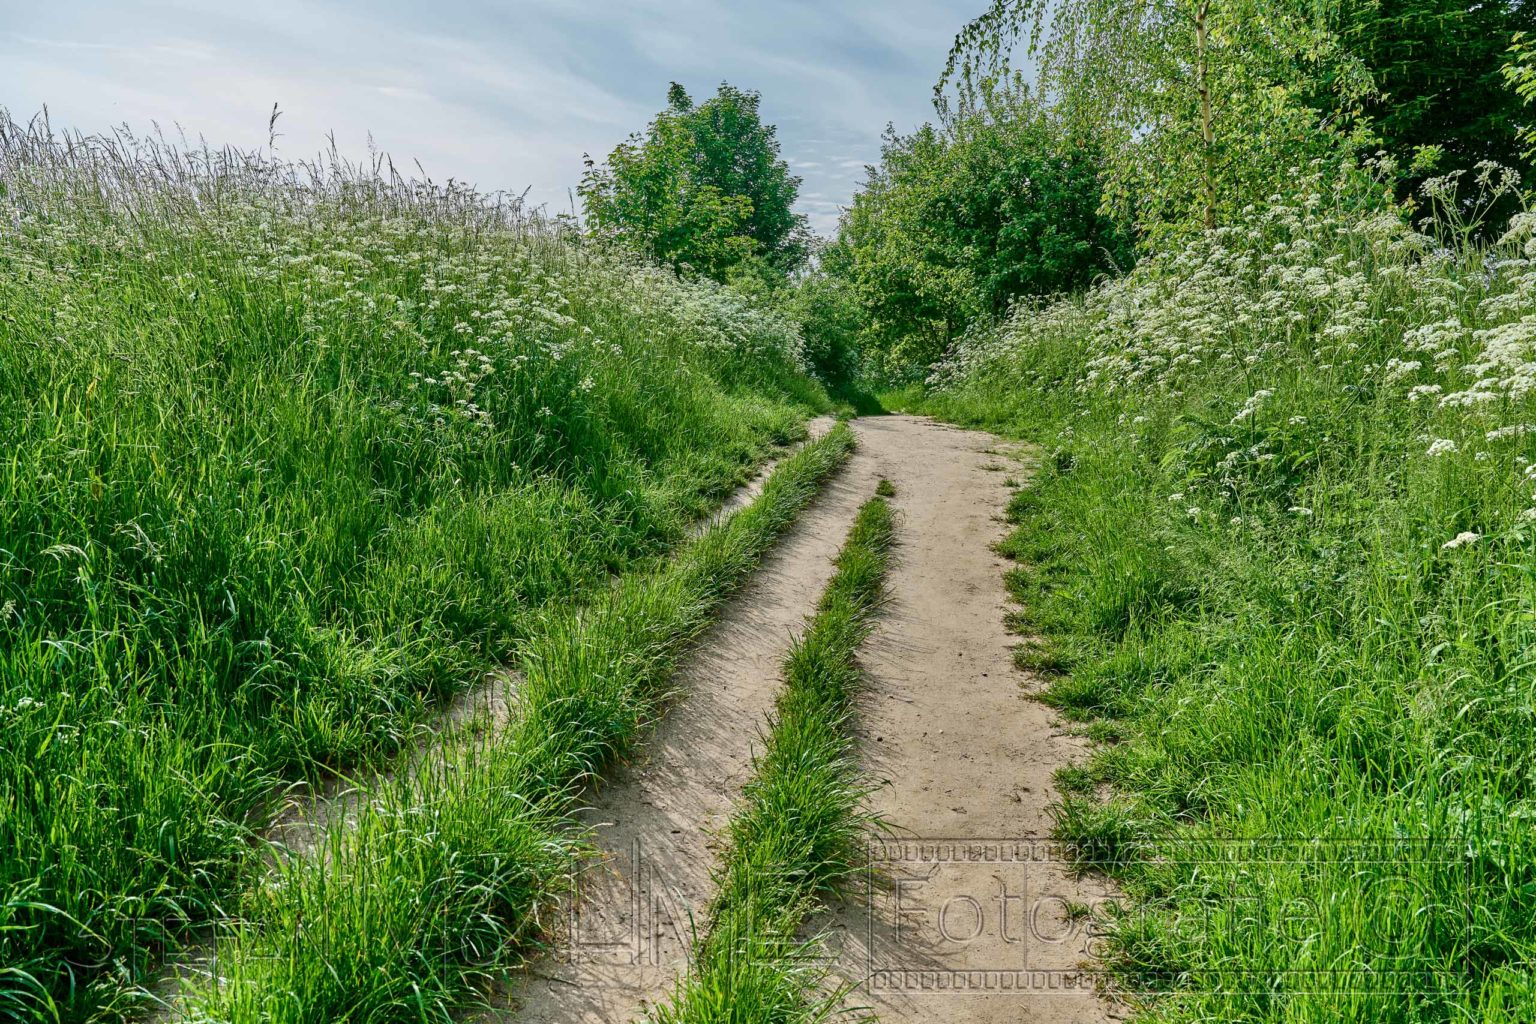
[[1, 0, 985, 235]]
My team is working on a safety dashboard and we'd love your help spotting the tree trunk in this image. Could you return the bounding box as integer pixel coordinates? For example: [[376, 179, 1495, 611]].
[[1195, 0, 1217, 231]]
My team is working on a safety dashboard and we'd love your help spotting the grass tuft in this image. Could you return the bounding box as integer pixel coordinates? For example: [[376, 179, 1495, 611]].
[[646, 493, 895, 1024]]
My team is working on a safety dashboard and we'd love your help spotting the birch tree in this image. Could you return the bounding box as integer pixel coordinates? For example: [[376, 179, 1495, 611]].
[[943, 0, 1373, 241]]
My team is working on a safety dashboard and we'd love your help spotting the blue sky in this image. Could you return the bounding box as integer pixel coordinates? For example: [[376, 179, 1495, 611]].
[[1, 1, 984, 234]]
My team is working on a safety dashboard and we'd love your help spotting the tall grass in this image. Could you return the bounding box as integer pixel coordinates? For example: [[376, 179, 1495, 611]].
[[0, 110, 829, 1019], [184, 427, 855, 1024], [647, 493, 894, 1024], [903, 168, 1536, 1020]]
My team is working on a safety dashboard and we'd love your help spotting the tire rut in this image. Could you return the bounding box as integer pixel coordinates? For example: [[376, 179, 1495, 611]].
[[825, 416, 1120, 1024], [476, 424, 881, 1023]]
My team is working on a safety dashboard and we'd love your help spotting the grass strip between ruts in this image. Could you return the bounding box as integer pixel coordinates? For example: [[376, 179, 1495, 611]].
[[182, 424, 856, 1024], [646, 489, 895, 1024]]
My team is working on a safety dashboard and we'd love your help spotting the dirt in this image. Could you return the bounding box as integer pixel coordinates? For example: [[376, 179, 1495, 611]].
[[482, 415, 880, 1022], [825, 416, 1119, 1023], [487, 415, 1117, 1024]]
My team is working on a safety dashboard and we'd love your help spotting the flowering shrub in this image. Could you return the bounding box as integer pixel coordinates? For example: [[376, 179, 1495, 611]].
[[915, 167, 1536, 1017]]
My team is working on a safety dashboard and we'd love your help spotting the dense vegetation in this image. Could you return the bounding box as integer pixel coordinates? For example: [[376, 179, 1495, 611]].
[[827, 81, 1129, 375], [0, 112, 830, 1019], [862, 0, 1536, 1018]]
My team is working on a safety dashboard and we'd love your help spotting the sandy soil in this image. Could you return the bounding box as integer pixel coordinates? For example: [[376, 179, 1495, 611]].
[[487, 415, 1117, 1024], [482, 417, 880, 1022], [826, 416, 1119, 1024]]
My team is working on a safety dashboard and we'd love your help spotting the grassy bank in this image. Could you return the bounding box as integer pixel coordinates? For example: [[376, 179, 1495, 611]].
[[0, 113, 828, 1019], [899, 185, 1536, 1020], [647, 491, 894, 1024], [186, 426, 855, 1024]]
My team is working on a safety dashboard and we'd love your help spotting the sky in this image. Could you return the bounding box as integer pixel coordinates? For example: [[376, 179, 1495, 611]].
[[1, 1, 985, 235]]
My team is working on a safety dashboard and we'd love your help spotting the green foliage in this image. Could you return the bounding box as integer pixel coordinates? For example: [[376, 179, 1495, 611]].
[[829, 81, 1127, 378], [0, 112, 827, 1018], [579, 83, 810, 281], [781, 269, 865, 388], [903, 180, 1536, 1019], [1508, 32, 1536, 162], [945, 0, 1375, 242], [1336, 0, 1529, 201]]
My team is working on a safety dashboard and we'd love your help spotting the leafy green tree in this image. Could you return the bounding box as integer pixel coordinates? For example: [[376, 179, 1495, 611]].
[[944, 0, 1373, 242], [827, 82, 1129, 375], [579, 83, 809, 280]]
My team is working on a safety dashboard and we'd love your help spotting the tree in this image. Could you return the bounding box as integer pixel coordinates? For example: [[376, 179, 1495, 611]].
[[826, 81, 1129, 377], [1336, 0, 1528, 177], [943, 0, 1373, 242], [579, 83, 809, 280]]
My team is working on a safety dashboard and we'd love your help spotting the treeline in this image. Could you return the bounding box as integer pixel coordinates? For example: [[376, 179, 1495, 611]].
[[579, 0, 1532, 384]]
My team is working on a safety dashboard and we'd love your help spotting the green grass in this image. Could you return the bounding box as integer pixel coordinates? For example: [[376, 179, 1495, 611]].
[[185, 425, 856, 1024], [0, 114, 831, 1020], [898, 190, 1536, 1020], [646, 494, 894, 1024]]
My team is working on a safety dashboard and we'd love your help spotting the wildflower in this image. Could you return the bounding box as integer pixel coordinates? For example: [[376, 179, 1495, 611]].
[[1425, 439, 1458, 457], [1486, 424, 1533, 441], [1441, 531, 1480, 550], [1289, 506, 1313, 517]]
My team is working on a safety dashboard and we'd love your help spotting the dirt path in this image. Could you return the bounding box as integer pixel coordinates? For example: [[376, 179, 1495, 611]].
[[482, 415, 1115, 1024], [479, 418, 881, 1023], [823, 416, 1118, 1024]]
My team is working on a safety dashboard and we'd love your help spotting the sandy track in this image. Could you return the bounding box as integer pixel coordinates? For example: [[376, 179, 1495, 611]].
[[484, 415, 1116, 1024], [826, 416, 1118, 1024], [481, 418, 881, 1022]]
